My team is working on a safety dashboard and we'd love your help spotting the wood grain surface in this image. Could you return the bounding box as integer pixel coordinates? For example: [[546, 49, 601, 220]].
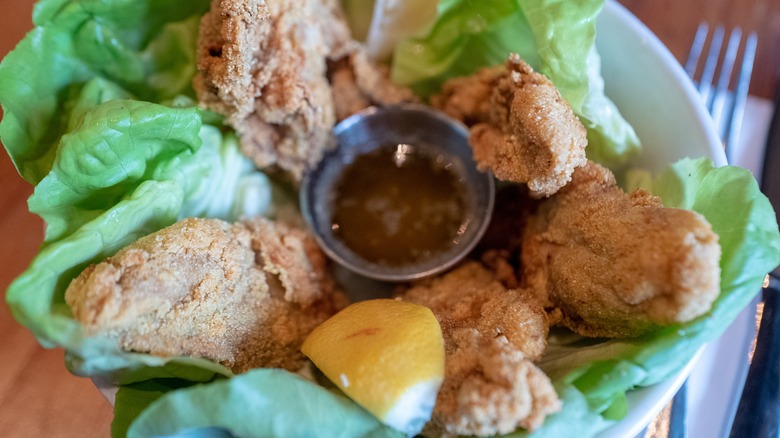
[[0, 2, 115, 437], [0, 1, 777, 437]]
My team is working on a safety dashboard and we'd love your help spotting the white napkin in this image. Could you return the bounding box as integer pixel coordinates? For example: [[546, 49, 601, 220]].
[[730, 96, 775, 178]]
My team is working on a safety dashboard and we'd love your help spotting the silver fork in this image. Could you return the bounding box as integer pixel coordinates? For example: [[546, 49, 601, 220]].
[[684, 23, 758, 162], [665, 23, 758, 438]]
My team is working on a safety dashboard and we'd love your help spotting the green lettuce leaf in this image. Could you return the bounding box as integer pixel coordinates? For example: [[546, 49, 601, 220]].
[[154, 124, 278, 223], [124, 369, 401, 438], [112, 378, 201, 438], [7, 175, 239, 380], [2, 0, 276, 382], [390, 0, 640, 166], [29, 99, 202, 243], [516, 0, 600, 111], [391, 0, 538, 95], [0, 0, 211, 184], [7, 119, 276, 379], [521, 158, 780, 436]]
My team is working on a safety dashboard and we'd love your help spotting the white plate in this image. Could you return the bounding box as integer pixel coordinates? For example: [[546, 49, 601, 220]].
[[595, 2, 728, 437], [95, 3, 735, 436]]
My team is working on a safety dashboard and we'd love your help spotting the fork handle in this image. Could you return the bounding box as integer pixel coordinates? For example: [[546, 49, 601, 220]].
[[728, 274, 780, 437]]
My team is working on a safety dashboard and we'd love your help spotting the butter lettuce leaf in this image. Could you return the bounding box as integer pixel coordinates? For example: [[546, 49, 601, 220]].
[[124, 369, 401, 438], [391, 0, 537, 95], [6, 118, 274, 379], [112, 378, 199, 438], [390, 0, 640, 166], [0, 0, 210, 184], [2, 0, 274, 382], [29, 99, 202, 243], [521, 158, 780, 436]]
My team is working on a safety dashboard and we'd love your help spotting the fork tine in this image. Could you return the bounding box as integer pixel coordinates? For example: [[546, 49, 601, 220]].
[[685, 23, 709, 78], [724, 31, 758, 161], [710, 28, 742, 139], [698, 25, 725, 106]]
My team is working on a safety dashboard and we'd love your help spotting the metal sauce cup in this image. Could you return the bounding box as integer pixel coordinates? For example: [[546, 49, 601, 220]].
[[300, 104, 495, 282]]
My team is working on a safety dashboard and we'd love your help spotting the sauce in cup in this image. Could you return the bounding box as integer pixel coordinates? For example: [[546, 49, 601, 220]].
[[331, 143, 469, 267]]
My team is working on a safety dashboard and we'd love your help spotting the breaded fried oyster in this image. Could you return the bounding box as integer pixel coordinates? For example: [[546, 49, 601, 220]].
[[434, 54, 588, 198], [195, 0, 416, 181], [328, 49, 419, 122], [195, 0, 352, 181], [521, 161, 721, 338], [431, 65, 504, 126], [399, 262, 561, 436], [65, 217, 346, 373]]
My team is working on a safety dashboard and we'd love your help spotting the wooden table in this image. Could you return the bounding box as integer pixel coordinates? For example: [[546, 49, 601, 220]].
[[0, 1, 777, 436], [621, 0, 780, 100], [0, 2, 115, 437]]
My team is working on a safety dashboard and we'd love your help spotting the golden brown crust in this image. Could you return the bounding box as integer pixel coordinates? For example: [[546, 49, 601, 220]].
[[399, 262, 560, 436], [329, 48, 419, 121], [65, 217, 346, 373], [195, 0, 352, 181], [521, 161, 722, 337], [425, 331, 562, 436], [195, 0, 418, 181], [431, 65, 504, 126], [436, 54, 588, 198], [195, 0, 269, 118]]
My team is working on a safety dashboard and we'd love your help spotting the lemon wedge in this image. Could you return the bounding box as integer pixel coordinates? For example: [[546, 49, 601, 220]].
[[301, 299, 444, 435]]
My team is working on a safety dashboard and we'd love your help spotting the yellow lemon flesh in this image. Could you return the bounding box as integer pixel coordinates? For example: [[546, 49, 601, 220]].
[[302, 299, 444, 436]]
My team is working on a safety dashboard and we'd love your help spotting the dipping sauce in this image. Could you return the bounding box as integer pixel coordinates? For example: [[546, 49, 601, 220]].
[[331, 144, 469, 267]]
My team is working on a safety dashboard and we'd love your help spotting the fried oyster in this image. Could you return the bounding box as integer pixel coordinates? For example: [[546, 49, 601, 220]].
[[195, 0, 351, 181], [434, 54, 588, 198], [521, 161, 721, 337], [195, 0, 416, 181], [399, 262, 561, 436], [65, 217, 346, 373]]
